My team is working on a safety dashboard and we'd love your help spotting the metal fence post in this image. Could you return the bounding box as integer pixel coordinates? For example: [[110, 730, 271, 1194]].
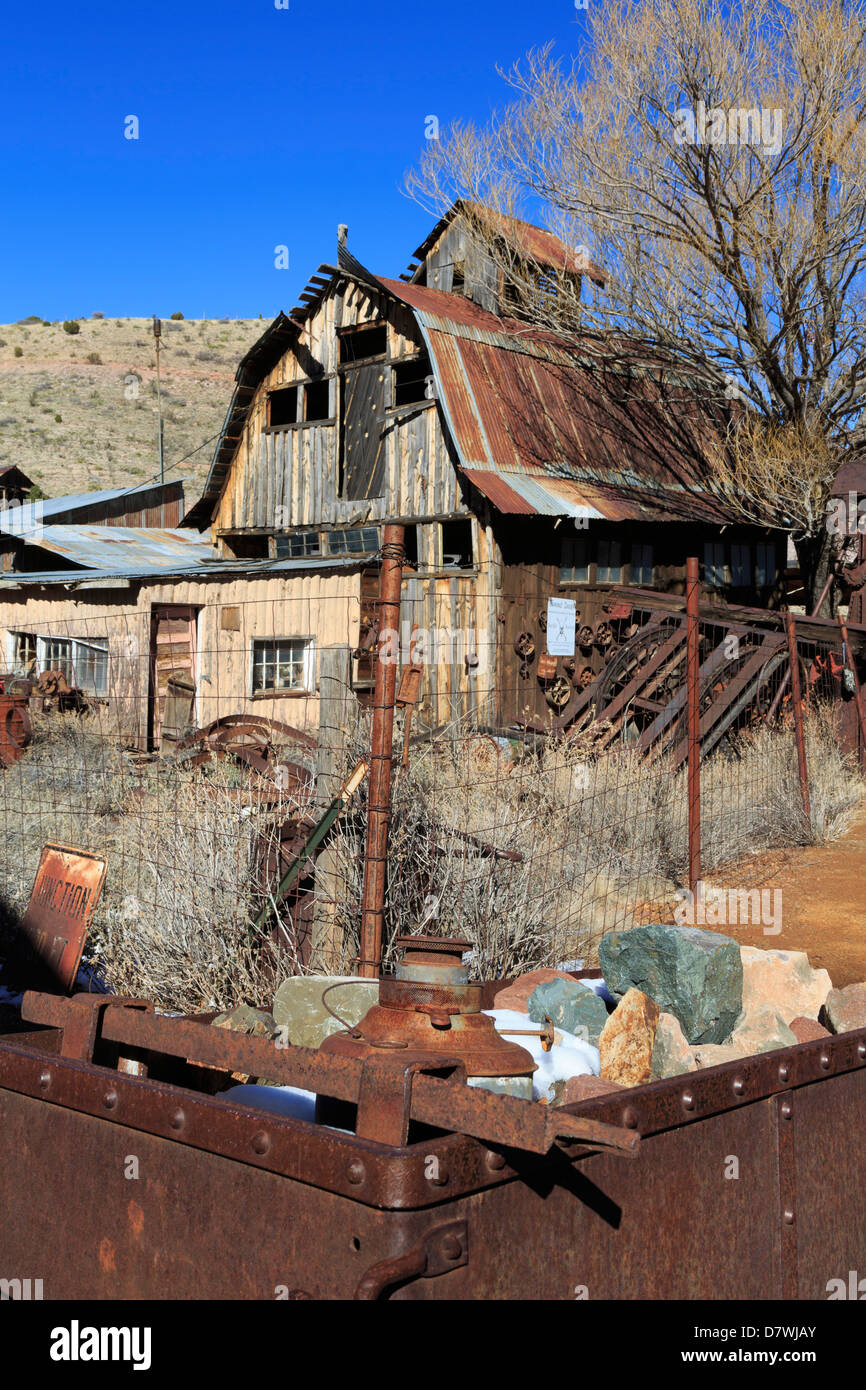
[[686, 556, 701, 898], [836, 613, 866, 771], [358, 524, 405, 978], [783, 609, 811, 827]]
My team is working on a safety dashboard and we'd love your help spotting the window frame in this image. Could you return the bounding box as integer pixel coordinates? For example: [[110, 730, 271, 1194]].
[[250, 636, 317, 699]]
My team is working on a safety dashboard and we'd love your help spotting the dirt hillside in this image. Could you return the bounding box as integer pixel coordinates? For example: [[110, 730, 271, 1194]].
[[0, 314, 265, 506]]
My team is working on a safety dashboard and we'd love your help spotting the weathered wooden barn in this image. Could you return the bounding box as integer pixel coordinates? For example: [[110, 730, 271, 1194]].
[[180, 205, 787, 727], [0, 206, 788, 738]]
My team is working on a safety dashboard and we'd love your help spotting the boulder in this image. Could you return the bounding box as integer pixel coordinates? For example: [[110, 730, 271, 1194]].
[[598, 923, 742, 1045], [550, 1074, 625, 1106], [650, 1012, 697, 1079], [820, 983, 866, 1035], [599, 988, 659, 1087], [527, 977, 610, 1046], [740, 945, 831, 1024], [694, 1008, 796, 1066], [693, 1041, 743, 1069], [493, 968, 575, 1014], [729, 1006, 797, 1054], [789, 1015, 831, 1044], [272, 976, 378, 1049]]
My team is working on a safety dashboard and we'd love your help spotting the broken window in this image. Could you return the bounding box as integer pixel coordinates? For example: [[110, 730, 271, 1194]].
[[704, 542, 726, 586], [275, 531, 322, 559], [596, 537, 623, 583], [451, 260, 466, 294], [268, 386, 299, 428], [339, 324, 387, 363], [402, 525, 418, 568], [251, 637, 315, 695], [393, 354, 433, 407], [439, 520, 474, 569], [304, 379, 331, 422], [11, 631, 36, 670]]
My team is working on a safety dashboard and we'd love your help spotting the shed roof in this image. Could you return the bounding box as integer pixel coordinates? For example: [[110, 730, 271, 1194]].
[[9, 525, 215, 573]]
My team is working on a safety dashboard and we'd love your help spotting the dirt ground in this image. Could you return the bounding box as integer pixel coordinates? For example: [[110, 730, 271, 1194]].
[[697, 802, 866, 987]]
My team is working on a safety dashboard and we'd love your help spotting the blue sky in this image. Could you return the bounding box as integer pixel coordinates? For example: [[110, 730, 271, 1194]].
[[0, 0, 590, 321]]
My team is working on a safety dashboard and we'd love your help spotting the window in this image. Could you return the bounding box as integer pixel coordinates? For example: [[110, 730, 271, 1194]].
[[731, 543, 751, 587], [338, 324, 387, 363], [596, 537, 622, 583], [439, 520, 474, 569], [325, 526, 380, 556], [268, 386, 299, 428], [73, 639, 110, 696], [11, 631, 36, 670], [392, 354, 433, 407], [560, 536, 589, 583], [704, 542, 726, 586], [630, 543, 654, 586], [251, 638, 315, 695], [756, 542, 777, 587], [304, 379, 330, 422], [35, 635, 109, 695], [402, 525, 419, 568], [451, 261, 466, 294], [275, 531, 321, 559]]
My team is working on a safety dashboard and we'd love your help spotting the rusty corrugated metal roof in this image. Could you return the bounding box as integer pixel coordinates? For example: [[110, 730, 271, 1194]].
[[379, 277, 737, 524], [10, 525, 216, 572]]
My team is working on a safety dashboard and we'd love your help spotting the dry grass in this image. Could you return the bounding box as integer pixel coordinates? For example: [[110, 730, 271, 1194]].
[[0, 714, 313, 1013], [0, 704, 861, 1004], [323, 704, 866, 978]]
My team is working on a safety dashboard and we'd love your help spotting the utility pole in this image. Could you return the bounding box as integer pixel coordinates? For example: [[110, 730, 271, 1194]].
[[153, 315, 164, 484]]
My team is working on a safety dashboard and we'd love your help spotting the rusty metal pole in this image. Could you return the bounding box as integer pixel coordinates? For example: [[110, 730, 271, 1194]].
[[783, 608, 811, 826], [358, 524, 405, 978], [686, 556, 701, 899], [837, 613, 866, 771]]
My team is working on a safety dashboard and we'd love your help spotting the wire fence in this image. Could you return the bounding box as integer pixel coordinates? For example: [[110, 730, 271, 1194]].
[[0, 582, 862, 1013]]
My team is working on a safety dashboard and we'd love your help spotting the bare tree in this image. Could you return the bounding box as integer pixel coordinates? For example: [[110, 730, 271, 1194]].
[[406, 0, 866, 610]]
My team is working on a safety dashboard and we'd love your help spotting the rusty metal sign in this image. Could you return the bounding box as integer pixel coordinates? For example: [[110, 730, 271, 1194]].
[[19, 845, 107, 992]]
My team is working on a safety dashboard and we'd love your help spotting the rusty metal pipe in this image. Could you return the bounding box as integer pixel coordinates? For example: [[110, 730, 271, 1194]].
[[837, 613, 866, 768], [686, 556, 701, 896], [783, 609, 811, 825], [358, 525, 404, 978]]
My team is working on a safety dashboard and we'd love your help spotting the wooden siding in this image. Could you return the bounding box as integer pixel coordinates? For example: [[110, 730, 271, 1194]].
[[214, 282, 467, 535], [0, 573, 363, 748]]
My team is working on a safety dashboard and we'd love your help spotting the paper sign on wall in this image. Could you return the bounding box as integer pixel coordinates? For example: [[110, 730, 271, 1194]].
[[546, 596, 576, 656]]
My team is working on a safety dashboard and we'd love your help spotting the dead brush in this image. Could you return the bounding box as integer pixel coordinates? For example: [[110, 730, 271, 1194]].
[[324, 704, 865, 976]]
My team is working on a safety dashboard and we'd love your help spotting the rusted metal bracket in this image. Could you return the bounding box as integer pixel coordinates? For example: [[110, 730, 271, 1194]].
[[354, 1220, 468, 1299], [55, 994, 154, 1074], [355, 1052, 467, 1146]]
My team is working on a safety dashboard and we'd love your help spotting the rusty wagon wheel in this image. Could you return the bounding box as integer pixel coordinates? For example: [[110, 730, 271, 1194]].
[[544, 675, 573, 711], [593, 617, 682, 723]]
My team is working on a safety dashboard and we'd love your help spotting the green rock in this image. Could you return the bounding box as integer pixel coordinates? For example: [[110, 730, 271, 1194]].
[[272, 975, 378, 1049], [527, 978, 609, 1046], [598, 924, 743, 1045]]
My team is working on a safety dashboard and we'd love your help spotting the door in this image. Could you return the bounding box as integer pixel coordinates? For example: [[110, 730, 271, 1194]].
[[148, 605, 198, 750], [340, 360, 386, 500]]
